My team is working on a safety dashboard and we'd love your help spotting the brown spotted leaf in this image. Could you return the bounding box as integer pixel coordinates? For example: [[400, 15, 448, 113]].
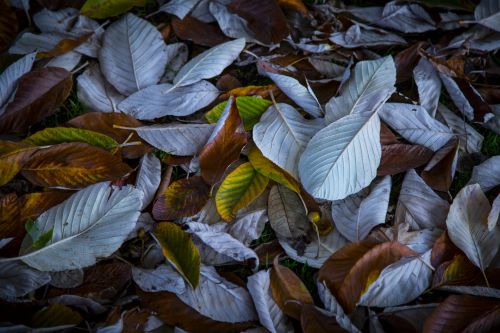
[[152, 176, 210, 220], [200, 96, 247, 185], [21, 142, 131, 188], [0, 67, 72, 134]]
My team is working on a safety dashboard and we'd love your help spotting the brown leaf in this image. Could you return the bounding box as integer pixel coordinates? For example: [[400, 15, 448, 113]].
[[300, 304, 349, 333], [229, 0, 289, 44], [171, 15, 229, 47], [270, 256, 314, 319], [432, 255, 481, 288], [378, 144, 433, 176], [430, 231, 462, 269], [200, 96, 247, 185], [0, 0, 18, 52], [380, 123, 399, 145], [220, 84, 279, 100], [423, 295, 500, 333], [0, 141, 38, 186], [254, 239, 284, 264], [66, 112, 151, 159], [138, 289, 256, 333], [21, 142, 132, 188], [105, 308, 151, 333], [0, 193, 20, 239], [30, 303, 82, 328], [421, 138, 459, 192], [394, 41, 428, 83], [462, 307, 500, 333], [0, 67, 72, 134], [455, 79, 493, 122], [48, 261, 131, 301], [18, 191, 70, 222], [152, 176, 210, 220], [277, 0, 308, 16], [319, 241, 417, 313], [216, 73, 242, 92]]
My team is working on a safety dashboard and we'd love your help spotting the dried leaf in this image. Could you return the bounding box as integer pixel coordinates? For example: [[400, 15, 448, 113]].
[[421, 139, 459, 192], [171, 15, 229, 47], [80, 0, 147, 19], [22, 127, 119, 150], [0, 141, 38, 186], [378, 143, 433, 176]]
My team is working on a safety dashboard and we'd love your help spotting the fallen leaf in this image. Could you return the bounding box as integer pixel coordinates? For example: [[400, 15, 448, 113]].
[[378, 143, 433, 176], [171, 15, 230, 47], [300, 304, 349, 333], [0, 0, 18, 52], [421, 138, 459, 192], [22, 127, 119, 150], [0, 141, 38, 186], [80, 0, 147, 19]]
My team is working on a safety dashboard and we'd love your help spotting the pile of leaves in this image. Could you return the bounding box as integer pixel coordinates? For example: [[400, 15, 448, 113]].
[[1, 0, 500, 332]]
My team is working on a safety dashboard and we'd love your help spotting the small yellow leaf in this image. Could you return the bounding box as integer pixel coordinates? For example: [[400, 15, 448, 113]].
[[216, 162, 269, 221], [153, 222, 201, 288], [248, 146, 300, 193], [80, 0, 147, 19]]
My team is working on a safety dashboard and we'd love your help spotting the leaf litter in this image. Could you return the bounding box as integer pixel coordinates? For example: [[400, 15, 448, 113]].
[[0, 0, 499, 332]]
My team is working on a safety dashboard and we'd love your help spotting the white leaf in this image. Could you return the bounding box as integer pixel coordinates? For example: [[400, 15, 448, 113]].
[[159, 0, 201, 19], [76, 63, 124, 113], [446, 184, 499, 271], [247, 270, 293, 333], [0, 52, 36, 110], [436, 104, 483, 154], [136, 153, 161, 210], [253, 103, 323, 179], [45, 51, 82, 72], [0, 261, 51, 300], [395, 170, 450, 230], [488, 195, 500, 231], [9, 32, 60, 54], [308, 58, 344, 79], [413, 58, 441, 117], [99, 13, 169, 95], [467, 156, 500, 192], [209, 1, 257, 42], [325, 56, 396, 124], [129, 123, 215, 156], [268, 185, 310, 241], [439, 73, 475, 121], [379, 103, 454, 151], [358, 251, 433, 307], [4, 182, 143, 271], [162, 43, 189, 82], [267, 73, 322, 118], [279, 228, 348, 269], [225, 209, 268, 246], [132, 264, 186, 293], [33, 8, 78, 33], [329, 22, 406, 48], [299, 111, 382, 200], [191, 231, 259, 268], [475, 0, 500, 32], [118, 80, 219, 119], [173, 38, 245, 87], [176, 265, 257, 323], [332, 176, 391, 242], [317, 282, 362, 333]]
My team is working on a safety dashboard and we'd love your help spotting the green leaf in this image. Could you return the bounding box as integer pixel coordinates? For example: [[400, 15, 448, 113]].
[[80, 0, 147, 19], [206, 96, 272, 130], [25, 218, 54, 250], [216, 162, 269, 221], [22, 127, 119, 150], [153, 222, 201, 288]]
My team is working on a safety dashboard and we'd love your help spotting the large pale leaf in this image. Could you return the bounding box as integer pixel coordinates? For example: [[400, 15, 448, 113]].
[[216, 162, 269, 222], [267, 72, 322, 118], [329, 22, 406, 48], [379, 103, 454, 151], [173, 38, 245, 87], [247, 270, 293, 333], [152, 222, 201, 288], [0, 261, 51, 300], [176, 265, 258, 323], [159, 0, 201, 19], [253, 103, 323, 179], [76, 63, 124, 112], [0, 52, 36, 111], [135, 153, 161, 210], [2, 182, 142, 271], [467, 156, 500, 192], [126, 123, 215, 156], [99, 13, 168, 95], [325, 56, 396, 124], [395, 170, 450, 230], [475, 0, 500, 32], [118, 80, 219, 119], [446, 184, 499, 273], [317, 282, 362, 333], [132, 264, 186, 294], [299, 111, 382, 200], [413, 58, 441, 117], [331, 176, 391, 242], [358, 251, 433, 307]]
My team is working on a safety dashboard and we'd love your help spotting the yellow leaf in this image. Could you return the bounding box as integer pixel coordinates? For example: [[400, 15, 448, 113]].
[[248, 146, 300, 193], [80, 0, 147, 19], [216, 162, 269, 221], [153, 222, 201, 288]]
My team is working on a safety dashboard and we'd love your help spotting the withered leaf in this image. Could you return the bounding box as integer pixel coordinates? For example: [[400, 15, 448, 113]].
[[21, 142, 131, 188], [171, 15, 230, 47], [378, 143, 433, 176], [152, 176, 210, 220], [0, 0, 18, 52], [0, 67, 72, 134], [0, 141, 38, 187], [421, 138, 459, 192], [200, 96, 247, 185]]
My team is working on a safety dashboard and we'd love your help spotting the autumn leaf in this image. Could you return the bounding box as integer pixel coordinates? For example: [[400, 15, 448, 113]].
[[22, 127, 119, 150], [216, 162, 269, 222], [0, 0, 18, 52], [153, 222, 201, 288], [152, 176, 210, 220], [80, 0, 147, 19], [0, 141, 38, 186]]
